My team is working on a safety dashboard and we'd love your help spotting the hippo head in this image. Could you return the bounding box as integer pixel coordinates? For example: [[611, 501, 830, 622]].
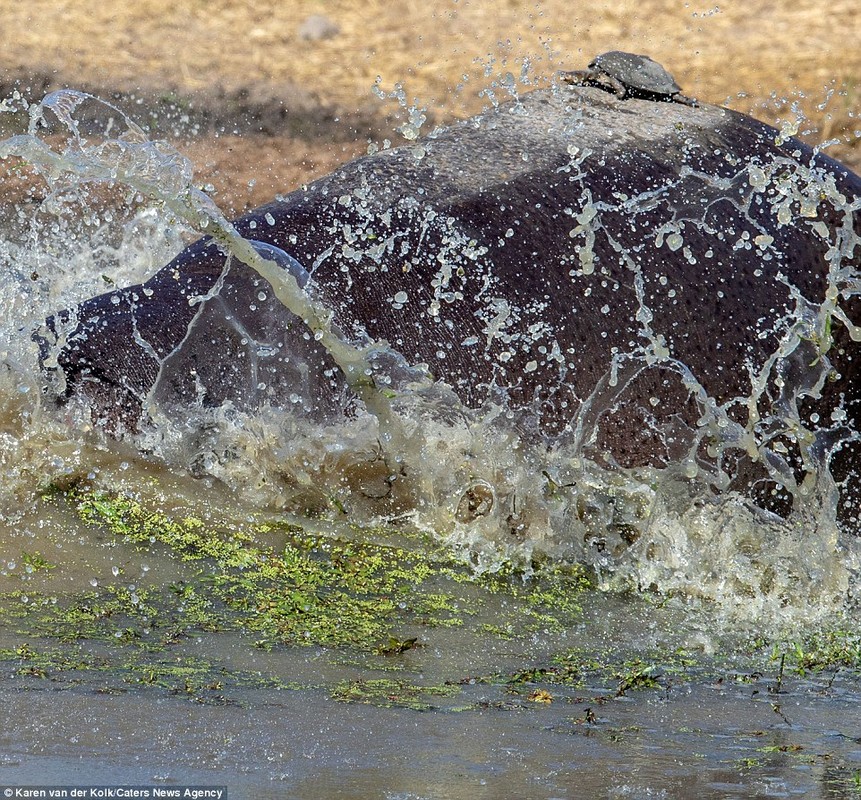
[[36, 240, 350, 432]]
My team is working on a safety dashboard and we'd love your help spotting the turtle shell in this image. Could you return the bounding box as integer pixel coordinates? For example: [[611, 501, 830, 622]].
[[590, 51, 681, 96]]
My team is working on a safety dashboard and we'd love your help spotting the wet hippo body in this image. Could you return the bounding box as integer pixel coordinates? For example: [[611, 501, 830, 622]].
[[41, 83, 861, 511]]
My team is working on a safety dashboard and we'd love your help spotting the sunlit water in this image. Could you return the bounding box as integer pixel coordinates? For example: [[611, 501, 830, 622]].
[[0, 84, 860, 797]]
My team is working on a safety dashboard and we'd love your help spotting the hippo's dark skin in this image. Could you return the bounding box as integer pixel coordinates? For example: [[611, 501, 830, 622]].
[[39, 82, 861, 515]]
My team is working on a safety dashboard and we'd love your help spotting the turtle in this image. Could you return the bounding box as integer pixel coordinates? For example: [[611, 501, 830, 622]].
[[561, 51, 697, 106]]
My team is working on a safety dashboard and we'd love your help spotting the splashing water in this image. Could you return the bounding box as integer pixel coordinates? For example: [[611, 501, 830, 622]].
[[1, 85, 861, 636]]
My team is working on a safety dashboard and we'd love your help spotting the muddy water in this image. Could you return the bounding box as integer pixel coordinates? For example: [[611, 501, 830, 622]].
[[1, 83, 861, 798], [1, 506, 860, 800], [2, 673, 861, 799]]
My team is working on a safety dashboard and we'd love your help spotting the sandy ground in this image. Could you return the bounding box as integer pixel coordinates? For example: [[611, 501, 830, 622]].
[[0, 0, 859, 212]]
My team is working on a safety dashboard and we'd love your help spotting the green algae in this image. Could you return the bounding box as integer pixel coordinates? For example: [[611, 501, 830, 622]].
[[487, 629, 861, 714], [496, 645, 703, 697], [6, 487, 861, 715], [331, 677, 461, 711], [0, 640, 295, 703], [0, 488, 592, 701], [0, 585, 161, 645], [774, 630, 861, 675], [19, 551, 57, 574], [64, 489, 590, 651], [75, 492, 260, 567]]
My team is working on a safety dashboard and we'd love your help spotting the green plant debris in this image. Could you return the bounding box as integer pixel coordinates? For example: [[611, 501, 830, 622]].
[[20, 551, 57, 574], [0, 490, 590, 663], [74, 492, 260, 567], [758, 744, 804, 754], [0, 585, 161, 645], [0, 641, 294, 702], [331, 678, 461, 710], [613, 660, 662, 694], [72, 491, 590, 649], [4, 487, 861, 725], [772, 631, 861, 676], [822, 769, 861, 797], [496, 646, 705, 698], [376, 636, 419, 655]]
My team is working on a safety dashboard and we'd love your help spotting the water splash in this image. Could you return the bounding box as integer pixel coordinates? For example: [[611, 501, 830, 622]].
[[2, 85, 860, 634], [2, 90, 439, 454]]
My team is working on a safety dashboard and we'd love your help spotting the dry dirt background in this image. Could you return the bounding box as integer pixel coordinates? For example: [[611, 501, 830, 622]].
[[0, 0, 859, 213]]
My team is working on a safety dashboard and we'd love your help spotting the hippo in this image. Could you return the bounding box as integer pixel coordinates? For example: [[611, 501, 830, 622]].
[[36, 75, 861, 518]]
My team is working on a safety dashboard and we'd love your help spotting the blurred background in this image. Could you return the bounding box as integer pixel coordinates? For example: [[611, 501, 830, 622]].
[[0, 0, 858, 212]]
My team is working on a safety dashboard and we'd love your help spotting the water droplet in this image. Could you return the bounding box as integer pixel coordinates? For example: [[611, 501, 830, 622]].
[[666, 233, 684, 251]]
